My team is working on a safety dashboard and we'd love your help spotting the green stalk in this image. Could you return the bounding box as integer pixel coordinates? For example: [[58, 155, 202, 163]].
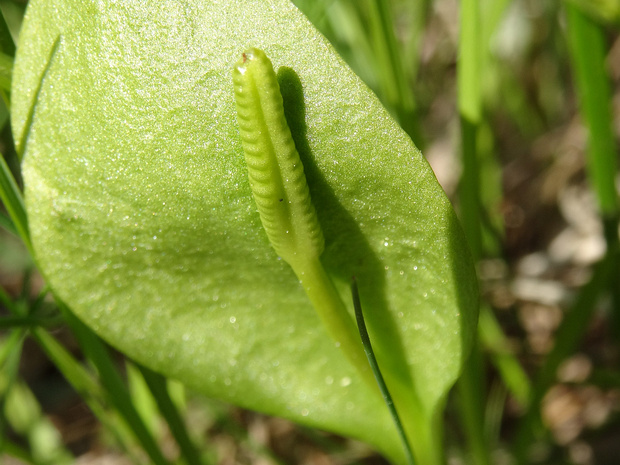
[[138, 364, 205, 465], [365, 0, 419, 142], [59, 304, 171, 465], [478, 306, 530, 409], [0, 153, 32, 255], [456, 0, 489, 463], [565, 3, 617, 219], [351, 279, 415, 465], [0, 7, 14, 106], [29, 328, 139, 459], [0, 51, 12, 92], [565, 3, 620, 339], [233, 46, 439, 465], [296, 257, 376, 389]]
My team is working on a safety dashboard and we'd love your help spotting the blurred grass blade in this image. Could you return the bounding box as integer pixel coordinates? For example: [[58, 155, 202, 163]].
[[458, 0, 483, 257], [565, 0, 620, 24], [0, 2, 24, 45], [0, 330, 24, 412], [0, 8, 13, 105], [458, 0, 530, 436], [459, 117, 482, 258], [458, 0, 482, 125], [456, 1, 493, 464], [0, 153, 31, 254], [565, 3, 618, 223], [0, 7, 15, 57], [366, 0, 419, 142], [565, 3, 620, 340], [30, 329, 104, 403], [0, 281, 19, 313], [58, 302, 172, 465], [456, 344, 489, 465], [0, 330, 24, 369], [0, 51, 12, 92], [478, 306, 531, 408], [402, 0, 430, 81], [127, 361, 159, 435], [484, 381, 507, 447], [0, 211, 18, 236], [30, 328, 141, 460], [0, 331, 23, 458], [138, 364, 206, 465], [322, 2, 379, 93]]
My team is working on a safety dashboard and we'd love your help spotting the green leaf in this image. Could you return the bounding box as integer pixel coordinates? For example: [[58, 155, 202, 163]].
[[12, 1, 478, 462]]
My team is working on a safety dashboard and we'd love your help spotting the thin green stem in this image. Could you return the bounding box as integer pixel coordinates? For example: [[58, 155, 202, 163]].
[[565, 3, 617, 218], [0, 153, 32, 255], [351, 279, 415, 465], [30, 328, 147, 462], [58, 303, 171, 465], [294, 257, 376, 391], [366, 0, 419, 143], [138, 364, 206, 465], [478, 305, 531, 409], [565, 3, 620, 340], [456, 0, 490, 463]]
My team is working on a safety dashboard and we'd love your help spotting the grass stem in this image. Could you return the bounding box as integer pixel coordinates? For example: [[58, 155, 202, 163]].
[[351, 278, 415, 465]]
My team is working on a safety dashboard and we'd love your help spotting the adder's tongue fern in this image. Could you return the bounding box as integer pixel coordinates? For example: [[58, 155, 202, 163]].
[[233, 49, 416, 465], [232, 48, 375, 390]]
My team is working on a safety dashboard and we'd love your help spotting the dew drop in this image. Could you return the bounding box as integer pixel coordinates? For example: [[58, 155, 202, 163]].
[[229, 316, 236, 323], [340, 377, 351, 387], [325, 376, 334, 385], [301, 408, 309, 417]]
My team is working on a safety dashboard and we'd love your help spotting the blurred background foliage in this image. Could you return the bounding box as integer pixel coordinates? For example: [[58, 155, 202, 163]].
[[1, 0, 620, 464]]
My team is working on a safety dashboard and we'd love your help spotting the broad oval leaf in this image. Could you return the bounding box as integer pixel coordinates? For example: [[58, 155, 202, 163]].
[[13, 0, 478, 462]]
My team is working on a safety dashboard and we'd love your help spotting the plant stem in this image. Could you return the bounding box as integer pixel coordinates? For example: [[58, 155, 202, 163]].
[[351, 279, 416, 465], [292, 257, 376, 391], [294, 258, 442, 465]]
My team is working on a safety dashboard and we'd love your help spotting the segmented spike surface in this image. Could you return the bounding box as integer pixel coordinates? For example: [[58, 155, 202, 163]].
[[233, 48, 324, 265]]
